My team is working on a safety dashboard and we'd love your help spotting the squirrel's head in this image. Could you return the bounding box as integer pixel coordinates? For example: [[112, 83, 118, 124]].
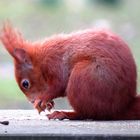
[[0, 23, 54, 113]]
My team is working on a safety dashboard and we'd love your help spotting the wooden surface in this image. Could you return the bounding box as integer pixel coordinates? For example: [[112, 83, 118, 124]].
[[0, 110, 140, 140]]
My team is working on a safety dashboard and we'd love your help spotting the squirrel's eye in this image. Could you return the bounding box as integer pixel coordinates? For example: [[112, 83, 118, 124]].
[[21, 79, 30, 89]]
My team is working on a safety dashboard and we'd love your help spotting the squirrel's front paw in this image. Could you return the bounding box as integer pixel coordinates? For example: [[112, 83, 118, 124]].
[[34, 100, 54, 113], [46, 100, 54, 111], [47, 111, 68, 120]]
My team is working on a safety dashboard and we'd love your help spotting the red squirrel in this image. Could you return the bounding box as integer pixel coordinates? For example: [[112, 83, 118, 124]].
[[1, 23, 140, 120]]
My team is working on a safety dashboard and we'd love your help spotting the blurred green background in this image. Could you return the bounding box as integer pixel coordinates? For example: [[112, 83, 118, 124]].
[[0, 0, 140, 109]]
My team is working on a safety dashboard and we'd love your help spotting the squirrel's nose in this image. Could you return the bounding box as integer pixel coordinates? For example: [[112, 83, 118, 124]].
[[30, 100, 35, 104]]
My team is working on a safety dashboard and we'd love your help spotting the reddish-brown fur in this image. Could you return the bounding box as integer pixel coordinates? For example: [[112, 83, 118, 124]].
[[1, 23, 140, 120]]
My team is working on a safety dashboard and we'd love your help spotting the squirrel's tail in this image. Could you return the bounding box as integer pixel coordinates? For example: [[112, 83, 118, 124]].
[[117, 95, 140, 120]]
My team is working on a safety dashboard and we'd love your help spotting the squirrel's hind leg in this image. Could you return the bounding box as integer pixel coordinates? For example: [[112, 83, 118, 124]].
[[47, 111, 80, 120]]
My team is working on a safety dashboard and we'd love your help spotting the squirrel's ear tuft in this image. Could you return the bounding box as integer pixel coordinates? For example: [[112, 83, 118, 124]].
[[0, 22, 24, 58], [0, 22, 33, 68]]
